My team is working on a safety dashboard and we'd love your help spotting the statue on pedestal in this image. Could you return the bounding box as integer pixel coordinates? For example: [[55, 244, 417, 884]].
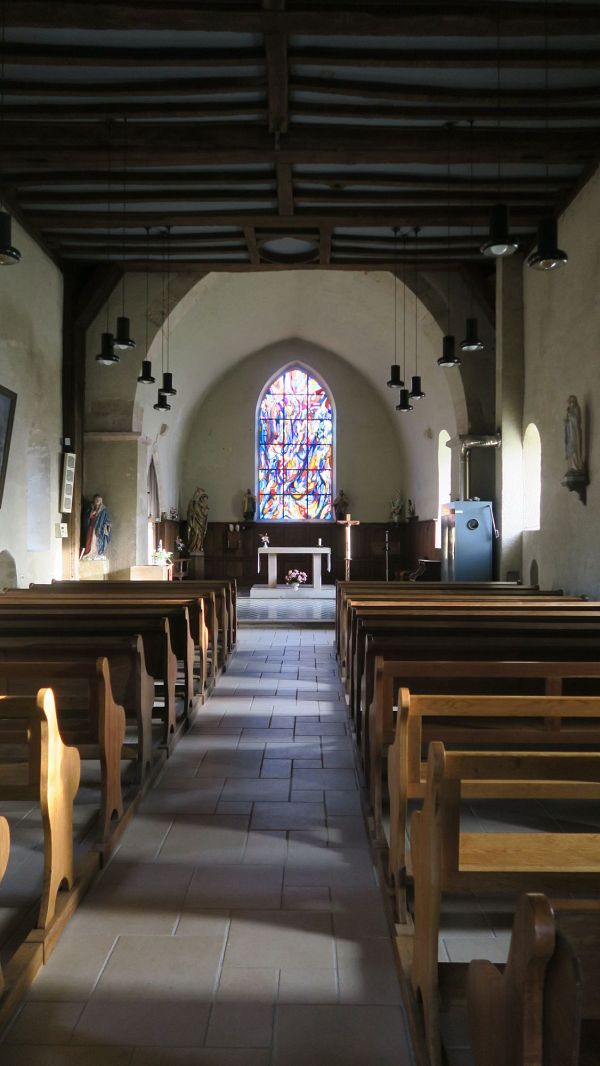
[[333, 488, 349, 521], [562, 394, 588, 503], [80, 494, 111, 560], [187, 487, 209, 553], [243, 488, 256, 521]]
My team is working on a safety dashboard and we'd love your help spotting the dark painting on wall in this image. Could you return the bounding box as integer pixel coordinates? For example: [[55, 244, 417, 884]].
[[0, 386, 17, 509]]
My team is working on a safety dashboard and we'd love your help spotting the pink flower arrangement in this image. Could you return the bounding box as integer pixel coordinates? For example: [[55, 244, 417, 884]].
[[285, 569, 307, 585]]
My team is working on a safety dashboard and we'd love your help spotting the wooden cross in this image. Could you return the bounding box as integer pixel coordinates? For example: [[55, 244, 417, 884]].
[[336, 512, 360, 581]]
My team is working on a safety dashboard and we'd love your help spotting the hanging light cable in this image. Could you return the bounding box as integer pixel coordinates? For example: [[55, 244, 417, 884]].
[[0, 0, 21, 265], [396, 233, 414, 412], [387, 226, 404, 388], [138, 227, 155, 383], [114, 116, 136, 350], [461, 120, 485, 351], [527, 0, 567, 270], [410, 227, 426, 399], [480, 12, 518, 258], [96, 122, 118, 365], [439, 123, 461, 368], [154, 229, 171, 410], [161, 226, 177, 396]]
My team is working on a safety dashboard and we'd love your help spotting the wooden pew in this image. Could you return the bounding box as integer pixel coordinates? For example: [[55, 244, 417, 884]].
[[410, 742, 600, 1066], [352, 611, 600, 744], [0, 688, 80, 929], [467, 892, 600, 1066], [0, 612, 179, 747], [0, 658, 125, 844], [0, 634, 155, 781], [385, 689, 600, 919]]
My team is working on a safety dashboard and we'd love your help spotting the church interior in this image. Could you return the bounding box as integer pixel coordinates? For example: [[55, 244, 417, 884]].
[[0, 2, 599, 1064]]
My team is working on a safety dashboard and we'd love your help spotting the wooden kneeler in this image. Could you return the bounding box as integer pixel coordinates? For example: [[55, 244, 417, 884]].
[[0, 689, 80, 929]]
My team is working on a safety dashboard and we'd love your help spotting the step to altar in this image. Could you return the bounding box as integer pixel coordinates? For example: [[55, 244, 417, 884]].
[[250, 584, 336, 600]]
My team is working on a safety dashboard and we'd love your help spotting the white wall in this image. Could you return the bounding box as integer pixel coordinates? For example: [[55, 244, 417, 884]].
[[522, 163, 600, 595], [0, 221, 63, 587]]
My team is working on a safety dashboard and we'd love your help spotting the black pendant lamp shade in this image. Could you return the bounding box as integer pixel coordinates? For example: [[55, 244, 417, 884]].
[[137, 360, 155, 384], [114, 315, 136, 351], [0, 211, 21, 265], [460, 317, 485, 352], [396, 388, 413, 413], [438, 334, 461, 368], [409, 375, 426, 400], [161, 372, 177, 396], [527, 216, 568, 271], [387, 364, 404, 389], [153, 390, 171, 412], [481, 203, 518, 258], [95, 332, 119, 366]]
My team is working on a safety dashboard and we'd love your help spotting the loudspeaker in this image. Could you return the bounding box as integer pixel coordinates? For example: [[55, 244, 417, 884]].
[[60, 452, 77, 514]]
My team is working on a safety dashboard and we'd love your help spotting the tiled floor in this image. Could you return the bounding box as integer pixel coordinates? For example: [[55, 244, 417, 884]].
[[1, 627, 415, 1066]]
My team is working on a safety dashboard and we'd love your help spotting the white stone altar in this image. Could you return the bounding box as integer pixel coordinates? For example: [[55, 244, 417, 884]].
[[252, 545, 332, 599]]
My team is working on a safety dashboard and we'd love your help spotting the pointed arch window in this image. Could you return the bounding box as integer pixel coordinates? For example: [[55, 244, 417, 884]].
[[523, 423, 541, 531], [257, 365, 334, 520]]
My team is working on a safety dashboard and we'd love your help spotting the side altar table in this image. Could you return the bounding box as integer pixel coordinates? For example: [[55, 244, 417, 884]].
[[254, 546, 332, 598]]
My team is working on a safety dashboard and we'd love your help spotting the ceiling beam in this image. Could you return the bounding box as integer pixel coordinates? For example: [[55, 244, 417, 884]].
[[276, 162, 294, 215], [2, 124, 595, 168], [289, 76, 600, 107], [243, 226, 260, 264], [0, 75, 265, 97], [319, 226, 332, 266], [291, 47, 600, 70], [263, 0, 288, 135], [64, 258, 486, 273], [6, 4, 600, 36], [2, 43, 265, 67]]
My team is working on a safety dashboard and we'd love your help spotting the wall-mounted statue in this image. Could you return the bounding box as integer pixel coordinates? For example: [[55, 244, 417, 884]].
[[561, 394, 588, 503], [80, 493, 111, 560], [390, 493, 405, 524], [187, 487, 209, 553], [333, 488, 349, 521], [243, 488, 256, 521]]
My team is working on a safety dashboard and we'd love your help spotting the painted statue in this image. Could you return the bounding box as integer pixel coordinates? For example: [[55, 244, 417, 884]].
[[390, 493, 404, 524], [187, 487, 209, 553], [243, 488, 256, 521], [333, 488, 349, 521], [564, 394, 584, 473], [80, 494, 111, 560]]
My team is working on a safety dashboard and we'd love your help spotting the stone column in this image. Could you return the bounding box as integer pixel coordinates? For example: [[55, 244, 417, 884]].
[[495, 256, 525, 580]]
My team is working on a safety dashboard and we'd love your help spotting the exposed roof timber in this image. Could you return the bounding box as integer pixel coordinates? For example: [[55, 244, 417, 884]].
[[0, 76, 265, 97], [3, 103, 269, 120], [319, 226, 332, 265], [290, 78, 600, 107], [7, 3, 600, 36], [31, 209, 544, 229], [5, 43, 600, 69], [66, 259, 485, 273], [17, 188, 554, 207], [263, 0, 288, 134], [244, 225, 261, 263], [290, 102, 600, 122], [3, 124, 595, 166]]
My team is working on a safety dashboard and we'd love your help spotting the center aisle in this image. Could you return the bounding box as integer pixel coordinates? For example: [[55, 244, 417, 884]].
[[2, 627, 414, 1066]]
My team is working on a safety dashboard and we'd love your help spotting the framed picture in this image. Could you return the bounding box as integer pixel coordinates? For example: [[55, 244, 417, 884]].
[[0, 385, 17, 509]]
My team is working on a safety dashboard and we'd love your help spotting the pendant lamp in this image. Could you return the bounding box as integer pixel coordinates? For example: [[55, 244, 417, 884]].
[[161, 372, 177, 396], [527, 11, 568, 272], [526, 216, 568, 271], [439, 124, 461, 369], [396, 388, 413, 413], [480, 17, 517, 258], [96, 332, 119, 366], [153, 390, 171, 412], [0, 212, 21, 265], [138, 228, 155, 383], [113, 116, 136, 350], [409, 227, 426, 399], [387, 227, 404, 388], [138, 360, 155, 384], [461, 317, 485, 352]]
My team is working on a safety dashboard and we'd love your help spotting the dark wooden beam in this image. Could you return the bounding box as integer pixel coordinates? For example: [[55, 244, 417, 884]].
[[243, 226, 260, 264], [3, 103, 269, 121], [0, 75, 266, 98], [291, 47, 600, 71], [294, 190, 555, 208], [263, 0, 288, 135], [18, 190, 278, 206], [2, 124, 595, 167], [5, 170, 276, 191], [319, 227, 332, 266], [294, 173, 571, 193], [276, 162, 294, 215], [290, 102, 600, 124], [2, 43, 265, 67], [7, 4, 600, 36], [65, 258, 480, 273], [290, 76, 600, 107]]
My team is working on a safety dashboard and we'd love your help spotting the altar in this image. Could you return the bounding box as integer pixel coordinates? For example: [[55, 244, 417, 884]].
[[254, 545, 332, 597]]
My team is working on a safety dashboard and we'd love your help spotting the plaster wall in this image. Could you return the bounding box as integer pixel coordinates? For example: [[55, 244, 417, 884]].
[[0, 221, 63, 587], [181, 339, 404, 522], [522, 163, 600, 596]]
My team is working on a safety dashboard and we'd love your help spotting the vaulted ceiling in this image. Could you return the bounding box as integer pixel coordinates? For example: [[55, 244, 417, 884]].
[[2, 1, 599, 274]]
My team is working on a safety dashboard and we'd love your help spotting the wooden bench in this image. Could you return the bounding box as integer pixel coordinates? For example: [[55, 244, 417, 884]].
[[0, 657, 125, 845], [411, 742, 600, 1066], [0, 634, 155, 781], [467, 892, 600, 1066], [0, 817, 9, 994], [385, 689, 600, 919], [0, 688, 80, 930], [0, 612, 179, 747]]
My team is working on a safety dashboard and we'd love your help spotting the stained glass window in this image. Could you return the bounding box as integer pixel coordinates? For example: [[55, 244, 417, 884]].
[[258, 366, 334, 521]]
